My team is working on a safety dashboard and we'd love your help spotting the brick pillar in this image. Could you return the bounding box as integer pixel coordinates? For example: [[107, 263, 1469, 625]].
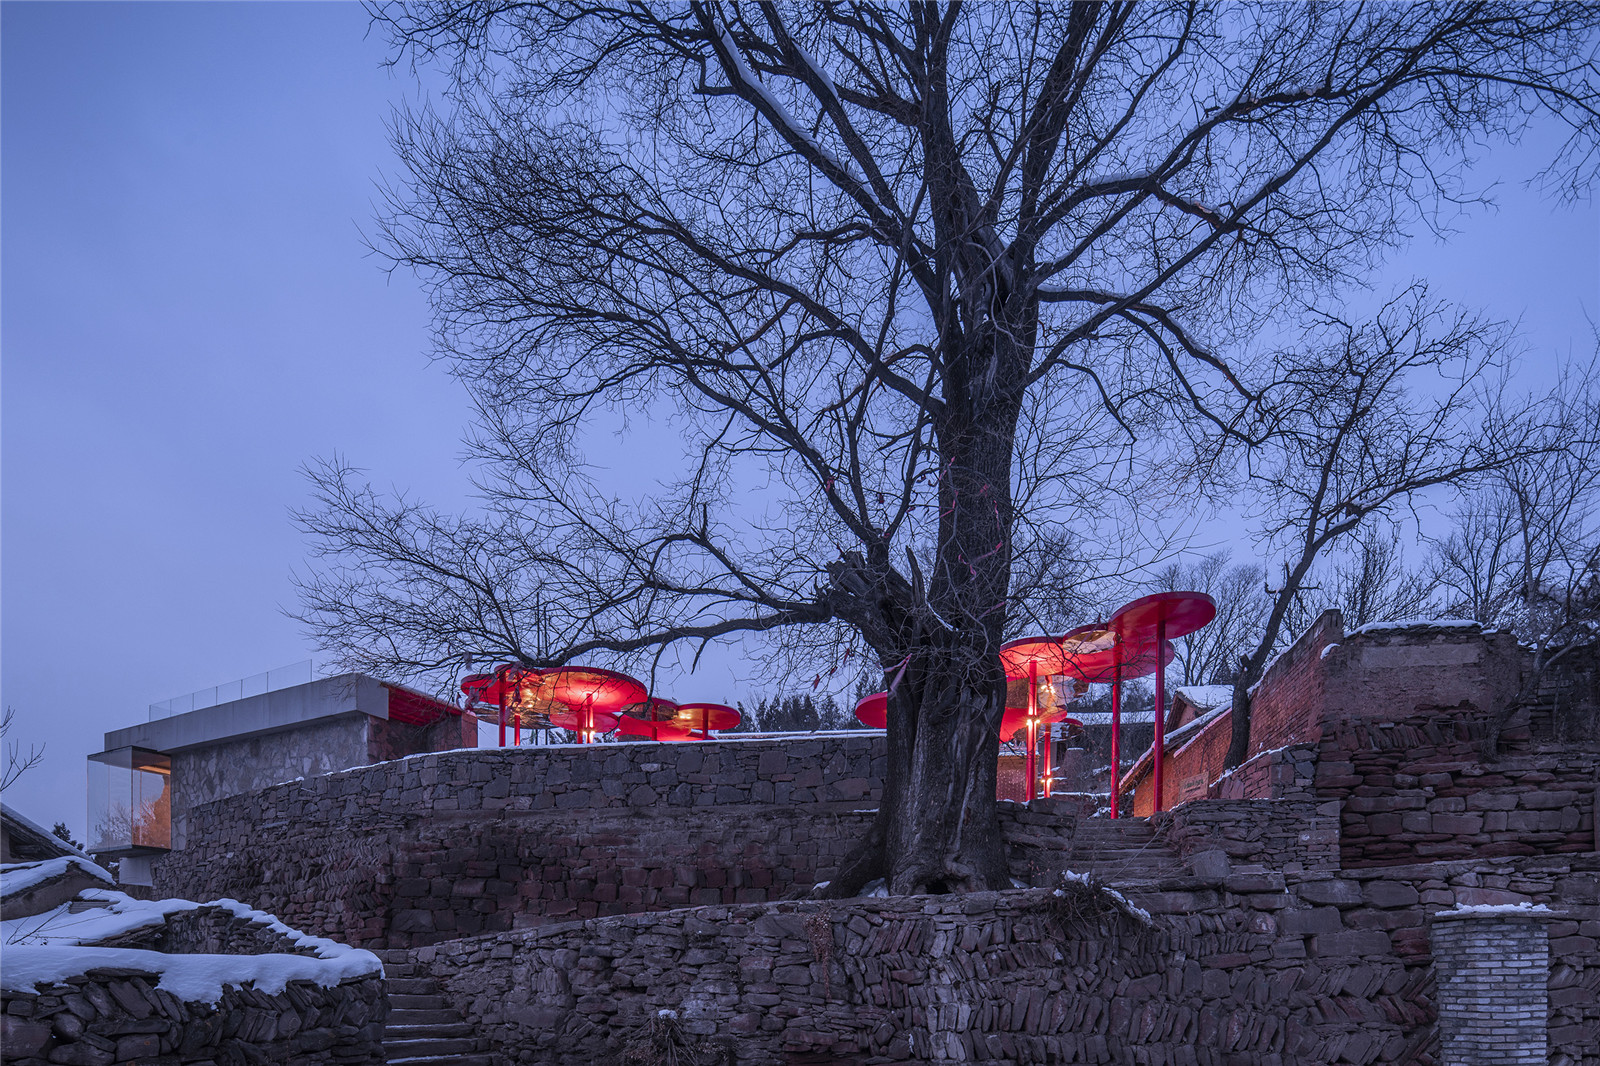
[[1430, 909, 1552, 1065]]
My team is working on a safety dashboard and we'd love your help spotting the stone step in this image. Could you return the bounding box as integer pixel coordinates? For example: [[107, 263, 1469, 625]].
[[390, 993, 451, 1011], [389, 1008, 464, 1026], [387, 1056, 494, 1066], [386, 976, 442, 995], [384, 1036, 482, 1058], [385, 1022, 474, 1040]]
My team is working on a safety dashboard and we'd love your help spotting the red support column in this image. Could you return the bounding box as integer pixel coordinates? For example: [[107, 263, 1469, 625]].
[[497, 670, 507, 748], [1025, 659, 1038, 803], [1153, 617, 1167, 813], [1110, 647, 1122, 819]]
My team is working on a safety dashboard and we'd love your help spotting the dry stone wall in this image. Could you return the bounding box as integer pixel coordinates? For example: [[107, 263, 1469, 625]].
[[1316, 710, 1599, 867], [401, 844, 1600, 1066], [156, 737, 886, 947], [0, 972, 385, 1066]]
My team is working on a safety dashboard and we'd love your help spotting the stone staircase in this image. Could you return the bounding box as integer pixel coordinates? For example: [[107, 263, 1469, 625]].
[[1067, 816, 1186, 883], [374, 948, 493, 1066]]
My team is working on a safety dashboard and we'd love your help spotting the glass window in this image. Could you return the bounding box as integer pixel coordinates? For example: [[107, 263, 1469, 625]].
[[87, 747, 171, 853]]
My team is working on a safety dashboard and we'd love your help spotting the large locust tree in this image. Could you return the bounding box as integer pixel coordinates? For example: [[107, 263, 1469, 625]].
[[299, 2, 1600, 894]]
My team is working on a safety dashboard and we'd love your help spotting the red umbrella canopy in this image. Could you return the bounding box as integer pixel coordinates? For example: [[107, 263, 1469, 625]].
[[998, 702, 1076, 742], [548, 707, 623, 733], [623, 696, 681, 721], [673, 702, 742, 734], [617, 716, 695, 742], [999, 635, 1074, 679], [518, 666, 648, 717], [1055, 623, 1119, 680], [461, 665, 547, 707], [854, 691, 887, 729], [1065, 637, 1177, 683], [1109, 591, 1217, 643]]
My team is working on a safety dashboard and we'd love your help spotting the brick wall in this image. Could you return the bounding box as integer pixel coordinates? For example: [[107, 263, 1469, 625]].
[[1431, 911, 1552, 1065]]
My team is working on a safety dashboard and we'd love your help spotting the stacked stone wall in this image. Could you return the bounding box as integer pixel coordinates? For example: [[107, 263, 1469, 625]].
[[1316, 710, 1599, 867], [402, 846, 1600, 1066], [1210, 742, 1318, 802], [155, 737, 886, 947], [0, 973, 385, 1066]]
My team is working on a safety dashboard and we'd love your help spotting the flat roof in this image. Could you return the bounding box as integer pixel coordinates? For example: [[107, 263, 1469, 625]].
[[101, 672, 390, 755]]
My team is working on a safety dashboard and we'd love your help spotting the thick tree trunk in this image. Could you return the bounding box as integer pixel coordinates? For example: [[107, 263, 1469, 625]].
[[824, 366, 1022, 897]]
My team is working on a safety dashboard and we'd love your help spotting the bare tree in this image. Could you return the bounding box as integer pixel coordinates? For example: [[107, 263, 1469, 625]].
[[1151, 551, 1268, 686], [1221, 290, 1533, 769], [1, 707, 44, 794], [301, 3, 1600, 894], [1323, 526, 1439, 630], [1430, 361, 1600, 751]]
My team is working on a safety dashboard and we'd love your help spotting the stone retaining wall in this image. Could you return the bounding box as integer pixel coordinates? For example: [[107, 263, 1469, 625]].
[[155, 738, 887, 947], [1317, 711, 1599, 867], [0, 972, 386, 1066], [402, 850, 1600, 1066]]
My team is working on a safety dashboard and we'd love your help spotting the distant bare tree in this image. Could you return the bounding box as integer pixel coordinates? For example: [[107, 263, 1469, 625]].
[[1, 707, 43, 794], [1222, 291, 1533, 769], [1151, 552, 1268, 686], [1430, 362, 1600, 752], [302, 2, 1600, 894], [1324, 526, 1439, 630]]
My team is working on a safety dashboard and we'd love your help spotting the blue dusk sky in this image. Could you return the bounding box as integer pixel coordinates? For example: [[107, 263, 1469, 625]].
[[2, 3, 1596, 839]]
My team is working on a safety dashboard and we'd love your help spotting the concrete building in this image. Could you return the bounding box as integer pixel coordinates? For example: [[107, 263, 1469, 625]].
[[87, 672, 473, 883]]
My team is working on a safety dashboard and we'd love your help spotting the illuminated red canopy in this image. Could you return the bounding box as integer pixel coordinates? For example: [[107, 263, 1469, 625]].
[[854, 691, 887, 729], [673, 702, 741, 737], [999, 635, 1074, 679], [998, 703, 1076, 742], [617, 716, 695, 741], [619, 697, 695, 742], [1110, 591, 1217, 643]]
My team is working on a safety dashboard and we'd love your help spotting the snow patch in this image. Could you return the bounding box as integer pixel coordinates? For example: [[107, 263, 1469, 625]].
[[1320, 643, 1340, 660], [2, 888, 382, 1003], [0, 945, 379, 1005], [1, 857, 114, 897], [1350, 618, 1480, 635], [1436, 902, 1553, 917]]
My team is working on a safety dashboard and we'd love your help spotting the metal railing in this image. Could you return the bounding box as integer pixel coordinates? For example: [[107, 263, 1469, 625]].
[[148, 660, 315, 721]]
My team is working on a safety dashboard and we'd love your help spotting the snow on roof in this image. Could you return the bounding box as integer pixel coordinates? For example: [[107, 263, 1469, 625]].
[[1, 804, 90, 861], [2, 888, 382, 1003], [1349, 618, 1480, 636], [1165, 703, 1230, 748], [1173, 686, 1233, 711], [1, 857, 113, 897]]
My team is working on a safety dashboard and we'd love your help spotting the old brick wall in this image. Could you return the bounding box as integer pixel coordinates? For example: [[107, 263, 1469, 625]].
[[400, 847, 1600, 1066], [154, 737, 887, 947], [1247, 609, 1343, 756], [1431, 911, 1552, 1065]]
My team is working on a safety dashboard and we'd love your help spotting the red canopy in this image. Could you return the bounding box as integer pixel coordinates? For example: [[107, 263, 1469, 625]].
[[1110, 591, 1217, 642], [854, 691, 887, 729], [617, 715, 694, 741], [673, 702, 741, 738], [999, 635, 1074, 680]]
